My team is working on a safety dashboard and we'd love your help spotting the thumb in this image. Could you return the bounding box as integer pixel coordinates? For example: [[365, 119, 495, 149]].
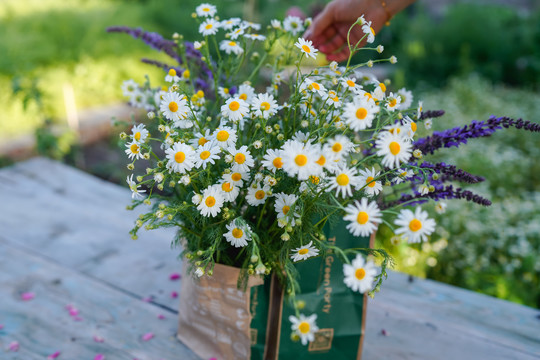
[[304, 2, 335, 41]]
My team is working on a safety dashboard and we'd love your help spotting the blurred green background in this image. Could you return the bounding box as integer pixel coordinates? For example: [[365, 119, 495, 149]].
[[1, 0, 539, 307]]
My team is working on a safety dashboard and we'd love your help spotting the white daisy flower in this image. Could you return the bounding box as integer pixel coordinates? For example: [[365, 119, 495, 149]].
[[283, 16, 305, 35], [343, 97, 379, 131], [160, 92, 188, 122], [341, 77, 360, 91], [212, 126, 237, 149], [343, 198, 382, 237], [302, 78, 326, 97], [228, 26, 246, 40], [223, 221, 252, 247], [270, 19, 281, 29], [221, 98, 249, 122], [244, 33, 266, 41], [281, 141, 319, 181], [129, 90, 149, 109], [372, 82, 387, 101], [324, 135, 353, 160], [125, 141, 144, 160], [194, 142, 220, 169], [375, 132, 413, 169], [295, 37, 318, 59], [192, 193, 202, 205], [195, 3, 217, 17], [236, 84, 255, 102], [195, 267, 204, 277], [417, 101, 423, 118], [262, 148, 284, 173], [435, 202, 447, 214], [325, 92, 342, 108], [358, 167, 383, 196], [397, 88, 413, 110], [290, 241, 319, 262], [165, 68, 180, 83], [130, 124, 149, 144], [327, 166, 362, 198], [274, 193, 299, 223], [223, 170, 249, 188], [385, 92, 402, 112], [199, 18, 220, 36], [219, 40, 243, 55], [252, 93, 278, 119], [121, 79, 139, 98], [393, 167, 415, 184], [289, 314, 318, 345], [343, 254, 378, 293], [189, 129, 212, 148], [312, 145, 339, 174], [242, 20, 261, 30], [401, 116, 418, 140], [165, 142, 196, 174], [361, 21, 376, 43], [219, 180, 240, 202], [197, 186, 225, 217], [394, 207, 436, 243], [229, 145, 255, 173], [126, 174, 146, 199], [218, 86, 231, 99], [246, 183, 270, 206], [220, 17, 241, 30]]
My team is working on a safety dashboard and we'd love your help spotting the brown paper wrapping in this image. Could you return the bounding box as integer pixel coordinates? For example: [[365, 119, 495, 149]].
[[177, 262, 264, 360]]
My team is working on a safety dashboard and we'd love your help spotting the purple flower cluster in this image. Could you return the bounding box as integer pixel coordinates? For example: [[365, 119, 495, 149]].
[[414, 116, 540, 155], [107, 26, 181, 62], [418, 110, 445, 121], [383, 185, 492, 209], [419, 162, 485, 184]]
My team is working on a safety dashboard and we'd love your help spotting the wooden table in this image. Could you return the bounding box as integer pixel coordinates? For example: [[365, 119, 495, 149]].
[[0, 157, 538, 359]]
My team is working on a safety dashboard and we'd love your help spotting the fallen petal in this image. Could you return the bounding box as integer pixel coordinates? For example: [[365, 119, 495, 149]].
[[93, 335, 105, 343], [142, 332, 154, 341], [170, 291, 178, 298], [8, 341, 19, 351], [94, 354, 105, 360], [47, 350, 61, 359], [142, 296, 153, 302], [169, 273, 181, 280], [157, 314, 166, 320], [21, 292, 35, 301]]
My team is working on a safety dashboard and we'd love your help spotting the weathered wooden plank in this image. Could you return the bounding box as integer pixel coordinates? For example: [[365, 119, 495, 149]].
[[0, 239, 199, 360]]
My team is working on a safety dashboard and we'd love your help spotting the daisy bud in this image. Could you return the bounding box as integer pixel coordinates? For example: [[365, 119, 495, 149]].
[[313, 69, 319, 75], [180, 175, 191, 185], [119, 132, 127, 139], [255, 123, 261, 129], [136, 175, 143, 182], [185, 253, 193, 259], [146, 168, 153, 174], [192, 194, 202, 205], [390, 56, 398, 64], [265, 126, 273, 133], [281, 233, 290, 241], [154, 172, 164, 183], [250, 255, 259, 263], [225, 154, 233, 163], [247, 269, 255, 275], [278, 218, 288, 228], [172, 32, 180, 39], [158, 125, 166, 132], [255, 173, 263, 181], [253, 140, 262, 149], [277, 134, 284, 140], [143, 199, 152, 205], [194, 41, 203, 50], [136, 220, 143, 227], [424, 119, 433, 129], [296, 300, 306, 310], [191, 12, 197, 18], [329, 61, 338, 71], [158, 203, 166, 209], [432, 173, 440, 181], [429, 185, 435, 192], [169, 181, 176, 188], [319, 233, 326, 241], [377, 45, 384, 53], [157, 183, 164, 191], [413, 149, 423, 159], [296, 219, 302, 226], [207, 269, 213, 276], [195, 267, 204, 277], [285, 225, 293, 233], [264, 268, 271, 275], [147, 111, 155, 119], [143, 153, 150, 160], [332, 77, 338, 85], [301, 120, 309, 128], [367, 60, 374, 68], [155, 210, 164, 218], [127, 164, 135, 170], [167, 215, 173, 220], [131, 234, 138, 240]]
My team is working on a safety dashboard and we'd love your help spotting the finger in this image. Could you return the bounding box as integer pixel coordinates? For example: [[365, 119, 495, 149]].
[[327, 47, 350, 63], [319, 28, 347, 55], [304, 2, 336, 40], [311, 26, 337, 48]]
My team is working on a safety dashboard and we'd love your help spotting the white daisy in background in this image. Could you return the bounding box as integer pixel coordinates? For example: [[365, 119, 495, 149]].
[[223, 170, 249, 188], [121, 79, 139, 98], [281, 141, 319, 181], [220, 17, 241, 30], [165, 68, 180, 83], [289, 314, 318, 345], [324, 90, 342, 108], [129, 90, 149, 109], [219, 180, 240, 202], [303, 78, 326, 97], [385, 92, 402, 112], [290, 241, 319, 262], [270, 19, 281, 29], [236, 84, 255, 102], [223, 221, 252, 247], [228, 26, 246, 40], [165, 142, 195, 174], [343, 254, 378, 293], [197, 186, 225, 217], [393, 167, 415, 184], [341, 77, 360, 92], [221, 97, 249, 122], [397, 88, 413, 110], [244, 33, 266, 41], [375, 132, 413, 169], [218, 86, 231, 99], [160, 92, 188, 122], [195, 3, 217, 17], [361, 21, 376, 43], [126, 174, 146, 199], [394, 207, 436, 243], [130, 124, 149, 144], [343, 97, 379, 131], [435, 202, 447, 214], [242, 20, 261, 30], [246, 183, 270, 206], [252, 93, 278, 119], [219, 40, 243, 55], [294, 37, 318, 59], [324, 135, 353, 160], [125, 141, 144, 160], [401, 116, 418, 140], [262, 148, 284, 173], [371, 82, 387, 101], [199, 18, 220, 36], [194, 142, 220, 169], [358, 167, 383, 196], [312, 145, 339, 174], [229, 145, 254, 173], [327, 166, 362, 198], [343, 198, 382, 237], [283, 16, 305, 35], [189, 129, 212, 148], [212, 126, 237, 149], [274, 193, 300, 225]]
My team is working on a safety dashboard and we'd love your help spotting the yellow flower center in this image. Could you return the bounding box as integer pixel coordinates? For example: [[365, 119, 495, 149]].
[[356, 108, 368, 120], [202, 7, 210, 12], [231, 173, 242, 181], [205, 196, 216, 207], [333, 97, 340, 102], [175, 151, 186, 163], [221, 182, 233, 192], [168, 69, 176, 77], [346, 80, 355, 87], [272, 157, 283, 168], [282, 205, 290, 215], [200, 150, 211, 160], [311, 82, 321, 90], [301, 44, 311, 53], [229, 100, 240, 111], [298, 248, 309, 255], [389, 141, 401, 155], [357, 211, 369, 224], [205, 23, 213, 30], [409, 219, 422, 232], [315, 155, 326, 166], [197, 90, 204, 98], [223, 88, 229, 94], [298, 321, 310, 334], [198, 137, 208, 146], [216, 130, 229, 142], [309, 175, 320, 184], [255, 190, 266, 200], [379, 83, 386, 92], [366, 176, 376, 188], [295, 154, 308, 166], [182, 70, 190, 78], [410, 121, 417, 132], [234, 153, 246, 164], [260, 102, 271, 111], [130, 143, 139, 153], [370, 27, 375, 36], [134, 132, 141, 141], [239, 93, 248, 100], [232, 228, 243, 238], [332, 143, 342, 153], [389, 127, 401, 135], [355, 268, 366, 280], [336, 174, 349, 186], [169, 101, 179, 112], [389, 98, 397, 107], [229, 41, 237, 47]]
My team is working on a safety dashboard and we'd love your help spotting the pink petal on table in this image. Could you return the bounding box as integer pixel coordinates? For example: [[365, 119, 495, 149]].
[[141, 332, 154, 341], [142, 296, 153, 302], [94, 354, 105, 360], [72, 316, 84, 322], [21, 292, 35, 301], [169, 273, 181, 280], [0, 324, 4, 330], [170, 291, 178, 298], [93, 335, 105, 343], [47, 350, 61, 359], [209, 358, 218, 360], [157, 314, 166, 320], [8, 341, 19, 351], [68, 308, 79, 317]]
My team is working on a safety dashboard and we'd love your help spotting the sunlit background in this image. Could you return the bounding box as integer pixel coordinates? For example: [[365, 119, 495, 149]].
[[1, 0, 539, 308]]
